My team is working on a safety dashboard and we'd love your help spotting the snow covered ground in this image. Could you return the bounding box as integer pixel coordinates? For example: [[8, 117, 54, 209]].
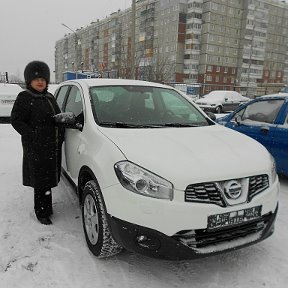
[[0, 123, 287, 288]]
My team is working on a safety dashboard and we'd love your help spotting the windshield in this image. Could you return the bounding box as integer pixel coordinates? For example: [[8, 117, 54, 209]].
[[89, 85, 211, 128]]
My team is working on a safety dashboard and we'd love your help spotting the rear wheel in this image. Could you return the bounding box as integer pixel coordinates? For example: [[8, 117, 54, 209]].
[[82, 180, 122, 258]]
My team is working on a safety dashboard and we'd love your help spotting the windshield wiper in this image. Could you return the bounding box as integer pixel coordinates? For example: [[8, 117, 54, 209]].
[[99, 121, 138, 128], [99, 121, 162, 128], [162, 123, 200, 127]]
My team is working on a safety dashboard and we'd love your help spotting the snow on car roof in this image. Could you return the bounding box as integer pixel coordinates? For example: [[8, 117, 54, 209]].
[[259, 93, 288, 99], [0, 83, 23, 95], [47, 84, 59, 95], [63, 78, 169, 89], [205, 90, 241, 97]]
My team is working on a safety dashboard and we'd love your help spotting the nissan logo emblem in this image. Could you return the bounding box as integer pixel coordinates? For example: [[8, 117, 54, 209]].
[[224, 180, 242, 199]]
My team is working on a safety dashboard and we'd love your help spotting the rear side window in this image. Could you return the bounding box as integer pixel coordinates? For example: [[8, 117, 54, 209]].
[[55, 86, 69, 111], [64, 86, 83, 118]]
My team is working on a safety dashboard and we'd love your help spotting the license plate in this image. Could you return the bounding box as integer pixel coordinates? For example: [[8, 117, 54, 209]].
[[1, 100, 15, 104], [207, 206, 262, 230]]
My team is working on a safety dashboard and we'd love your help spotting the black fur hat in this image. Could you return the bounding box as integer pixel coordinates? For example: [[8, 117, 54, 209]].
[[24, 61, 50, 84]]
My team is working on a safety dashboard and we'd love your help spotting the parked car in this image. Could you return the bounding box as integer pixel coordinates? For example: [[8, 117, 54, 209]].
[[195, 90, 250, 114], [54, 79, 279, 260], [279, 86, 288, 94], [48, 83, 59, 96], [0, 83, 22, 117], [216, 93, 288, 177]]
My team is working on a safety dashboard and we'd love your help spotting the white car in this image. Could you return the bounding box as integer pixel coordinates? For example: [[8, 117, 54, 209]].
[[195, 90, 250, 114], [54, 79, 279, 260], [48, 83, 59, 96], [0, 83, 23, 117]]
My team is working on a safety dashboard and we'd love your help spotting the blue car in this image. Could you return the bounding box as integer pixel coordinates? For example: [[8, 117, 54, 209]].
[[216, 94, 288, 177]]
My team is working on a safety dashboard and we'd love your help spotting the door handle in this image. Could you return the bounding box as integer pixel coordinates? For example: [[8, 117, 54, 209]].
[[260, 127, 269, 134]]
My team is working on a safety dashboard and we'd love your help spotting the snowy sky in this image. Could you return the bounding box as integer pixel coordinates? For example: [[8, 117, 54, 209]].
[[0, 0, 129, 81]]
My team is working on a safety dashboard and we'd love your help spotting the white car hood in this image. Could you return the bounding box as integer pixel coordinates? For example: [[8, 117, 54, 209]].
[[100, 125, 270, 190]]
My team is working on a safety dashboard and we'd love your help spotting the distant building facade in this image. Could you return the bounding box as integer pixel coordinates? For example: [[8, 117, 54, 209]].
[[55, 0, 288, 96]]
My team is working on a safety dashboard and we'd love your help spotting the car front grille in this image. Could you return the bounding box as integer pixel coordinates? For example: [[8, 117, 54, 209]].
[[185, 174, 269, 207], [185, 182, 226, 207], [248, 175, 269, 200], [172, 212, 272, 250]]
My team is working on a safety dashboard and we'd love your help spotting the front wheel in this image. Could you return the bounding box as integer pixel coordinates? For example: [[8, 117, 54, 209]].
[[82, 180, 122, 258]]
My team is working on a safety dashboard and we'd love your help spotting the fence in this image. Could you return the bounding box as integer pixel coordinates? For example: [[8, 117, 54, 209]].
[[166, 82, 285, 99]]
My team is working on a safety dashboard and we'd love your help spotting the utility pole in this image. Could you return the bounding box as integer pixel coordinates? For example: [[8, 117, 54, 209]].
[[130, 0, 136, 79], [62, 23, 81, 73]]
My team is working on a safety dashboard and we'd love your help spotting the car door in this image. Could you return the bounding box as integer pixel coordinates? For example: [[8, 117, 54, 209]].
[[226, 99, 285, 159], [55, 85, 71, 171], [227, 93, 242, 112], [62, 85, 85, 181], [222, 94, 234, 112], [268, 102, 288, 175]]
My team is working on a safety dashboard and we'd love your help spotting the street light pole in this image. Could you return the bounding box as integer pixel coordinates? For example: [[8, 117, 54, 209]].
[[61, 23, 76, 34], [62, 23, 81, 73]]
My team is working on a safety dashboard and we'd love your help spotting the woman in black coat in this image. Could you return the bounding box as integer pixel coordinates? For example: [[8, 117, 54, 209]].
[[11, 61, 64, 225]]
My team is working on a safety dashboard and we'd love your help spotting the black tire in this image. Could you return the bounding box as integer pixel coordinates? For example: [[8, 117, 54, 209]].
[[215, 106, 222, 114], [81, 180, 122, 258]]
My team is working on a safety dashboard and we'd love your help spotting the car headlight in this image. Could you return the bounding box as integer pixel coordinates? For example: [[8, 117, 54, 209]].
[[270, 154, 277, 183], [114, 161, 173, 200]]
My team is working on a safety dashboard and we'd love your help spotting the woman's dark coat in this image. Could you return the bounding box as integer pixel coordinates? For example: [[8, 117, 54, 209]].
[[11, 88, 65, 190]]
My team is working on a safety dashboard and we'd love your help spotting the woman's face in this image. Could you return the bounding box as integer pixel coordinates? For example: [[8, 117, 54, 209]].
[[30, 78, 47, 92]]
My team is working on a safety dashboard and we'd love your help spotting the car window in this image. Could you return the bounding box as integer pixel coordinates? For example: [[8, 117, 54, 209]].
[[161, 90, 201, 121], [284, 112, 288, 127], [64, 86, 83, 118], [236, 99, 284, 124], [89, 85, 210, 127], [55, 86, 69, 111]]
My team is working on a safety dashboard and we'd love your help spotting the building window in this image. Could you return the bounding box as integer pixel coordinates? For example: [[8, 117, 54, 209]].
[[206, 75, 212, 81], [207, 65, 213, 72]]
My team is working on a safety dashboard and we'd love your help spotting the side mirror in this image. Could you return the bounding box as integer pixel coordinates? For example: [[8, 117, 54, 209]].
[[53, 112, 83, 130], [235, 115, 242, 126], [206, 111, 216, 121]]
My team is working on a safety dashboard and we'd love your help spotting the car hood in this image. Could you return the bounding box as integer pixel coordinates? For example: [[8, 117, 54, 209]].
[[100, 125, 271, 190], [215, 114, 231, 124]]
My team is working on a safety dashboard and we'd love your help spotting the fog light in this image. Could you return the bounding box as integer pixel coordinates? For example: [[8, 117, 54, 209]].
[[136, 235, 161, 251]]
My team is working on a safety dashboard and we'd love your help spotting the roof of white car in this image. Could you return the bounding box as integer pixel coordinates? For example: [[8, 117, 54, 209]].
[[47, 84, 59, 95], [62, 78, 170, 89], [0, 83, 23, 95], [206, 90, 242, 96]]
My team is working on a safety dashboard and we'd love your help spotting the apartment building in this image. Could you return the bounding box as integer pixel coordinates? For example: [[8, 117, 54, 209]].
[[54, 0, 288, 96]]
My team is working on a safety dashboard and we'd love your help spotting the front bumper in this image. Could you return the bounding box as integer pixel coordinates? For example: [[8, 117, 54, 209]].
[[198, 105, 217, 112], [108, 204, 278, 260]]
